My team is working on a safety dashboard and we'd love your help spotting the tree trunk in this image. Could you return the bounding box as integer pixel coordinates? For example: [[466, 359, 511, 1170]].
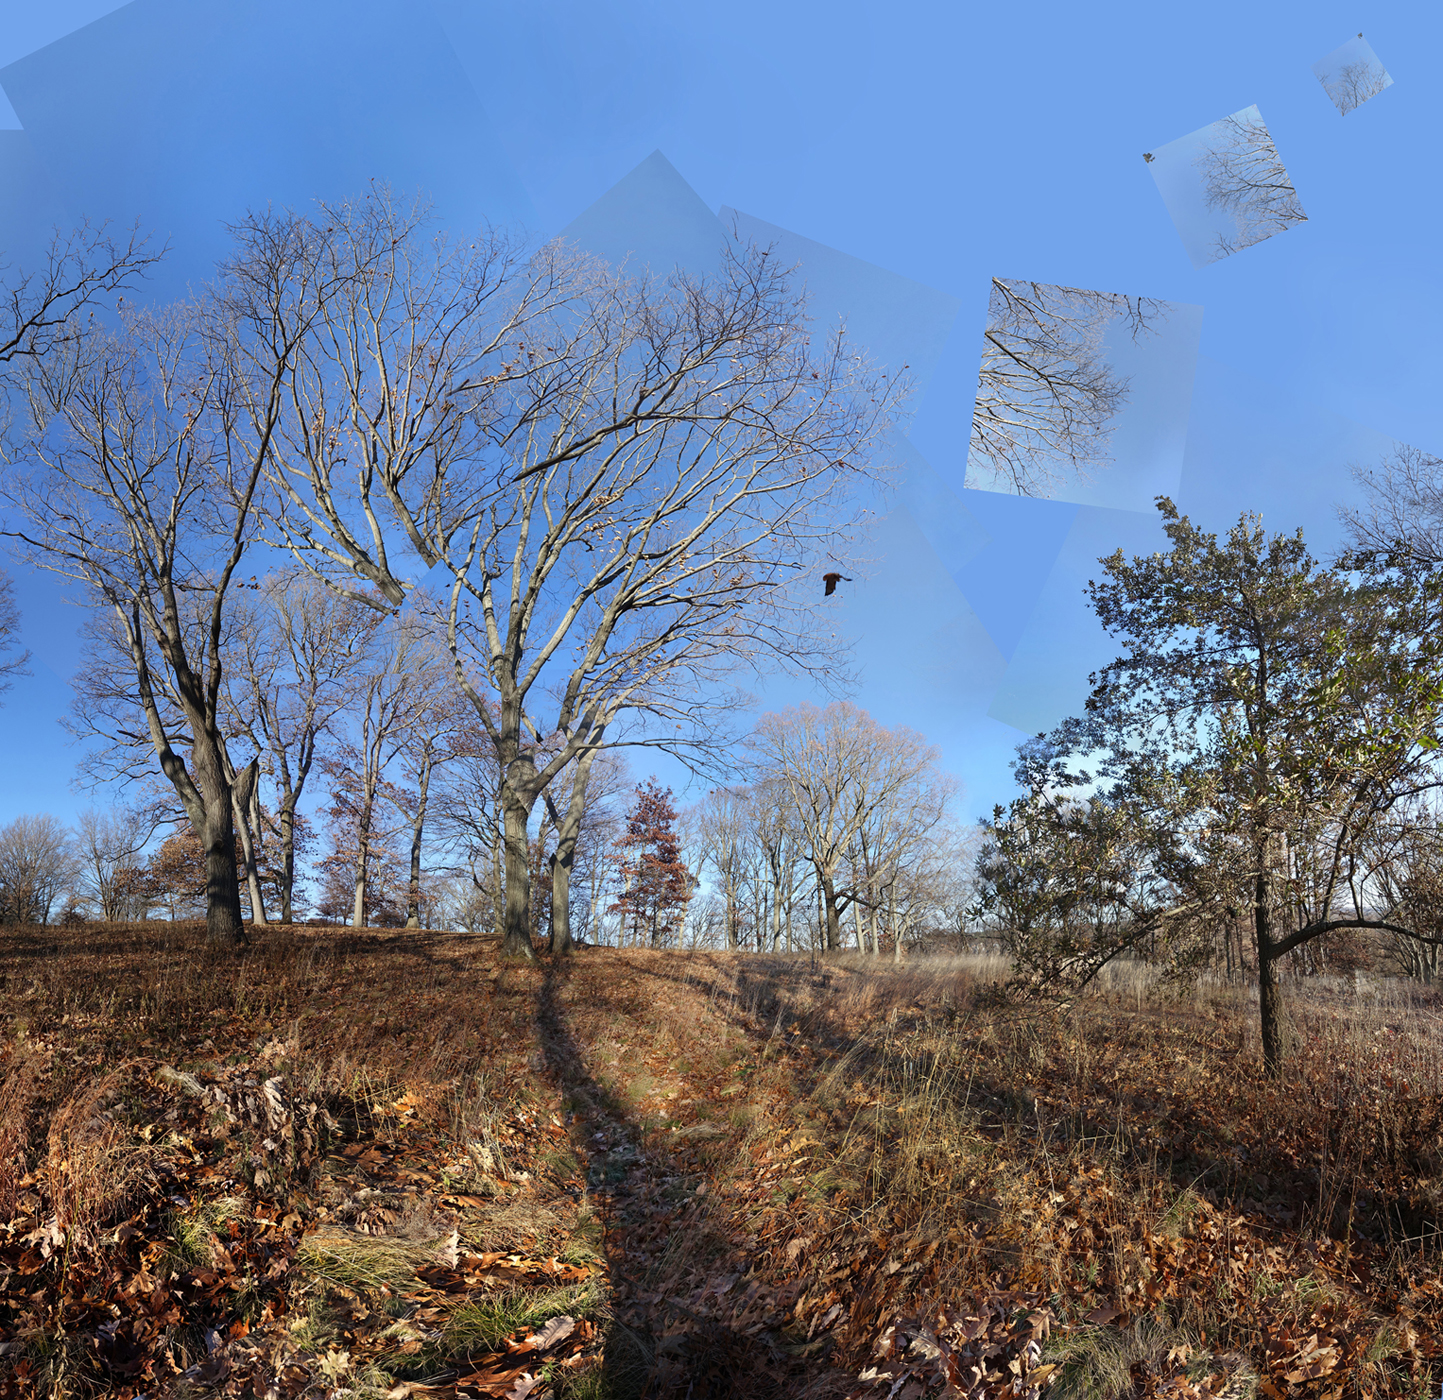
[[352, 778, 382, 928], [492, 790, 505, 936], [278, 802, 297, 923], [406, 750, 434, 928], [890, 885, 900, 963], [548, 847, 574, 955], [231, 761, 267, 926], [1255, 872, 1283, 1075], [588, 884, 604, 947], [500, 794, 536, 959], [192, 739, 247, 947], [1258, 939, 1283, 1074], [819, 869, 843, 950]]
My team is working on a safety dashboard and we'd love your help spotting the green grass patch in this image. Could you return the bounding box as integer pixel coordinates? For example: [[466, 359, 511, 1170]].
[[296, 1226, 445, 1292], [442, 1283, 603, 1357], [160, 1195, 247, 1276], [1042, 1320, 1256, 1400]]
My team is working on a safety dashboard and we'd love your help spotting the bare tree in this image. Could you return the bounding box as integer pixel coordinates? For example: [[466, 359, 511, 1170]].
[[1194, 110, 1308, 260], [0, 221, 161, 374], [1321, 59, 1391, 116], [851, 760, 957, 958], [320, 614, 449, 929], [58, 602, 264, 923], [0, 568, 30, 702], [1342, 444, 1443, 569], [750, 774, 808, 952], [0, 224, 160, 700], [222, 574, 383, 921], [540, 743, 615, 954], [565, 750, 630, 947], [74, 804, 156, 921], [0, 814, 79, 926], [692, 779, 811, 953], [750, 702, 952, 951], [225, 191, 896, 959], [1359, 801, 1443, 981], [2, 224, 319, 946], [432, 706, 508, 935], [397, 681, 467, 929], [967, 278, 1168, 497], [693, 786, 753, 949]]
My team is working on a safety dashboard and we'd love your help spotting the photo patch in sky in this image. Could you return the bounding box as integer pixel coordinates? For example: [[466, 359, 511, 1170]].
[[964, 278, 1202, 511], [1144, 105, 1307, 270], [1312, 34, 1393, 116]]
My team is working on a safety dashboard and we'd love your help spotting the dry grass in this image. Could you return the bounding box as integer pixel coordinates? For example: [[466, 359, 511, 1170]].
[[43, 1062, 157, 1243], [0, 1044, 45, 1219], [2, 924, 1442, 1398], [592, 949, 1443, 1396]]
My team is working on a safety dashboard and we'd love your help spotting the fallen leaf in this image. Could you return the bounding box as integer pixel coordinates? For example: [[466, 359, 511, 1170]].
[[526, 1315, 576, 1351]]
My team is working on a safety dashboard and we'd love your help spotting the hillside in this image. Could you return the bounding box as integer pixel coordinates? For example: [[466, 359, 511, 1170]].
[[1, 925, 1441, 1398]]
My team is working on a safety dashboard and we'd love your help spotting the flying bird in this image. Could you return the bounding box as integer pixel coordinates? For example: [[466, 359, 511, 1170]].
[[823, 571, 852, 596], [1142, 152, 1155, 163]]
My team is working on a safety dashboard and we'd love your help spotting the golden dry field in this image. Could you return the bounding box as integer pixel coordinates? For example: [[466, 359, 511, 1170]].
[[1, 925, 1441, 1399]]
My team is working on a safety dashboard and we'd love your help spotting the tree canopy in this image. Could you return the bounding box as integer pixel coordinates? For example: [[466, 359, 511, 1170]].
[[978, 497, 1443, 1070]]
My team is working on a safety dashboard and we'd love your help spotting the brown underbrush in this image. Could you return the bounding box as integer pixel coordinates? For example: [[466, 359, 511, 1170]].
[[0, 925, 1440, 1399]]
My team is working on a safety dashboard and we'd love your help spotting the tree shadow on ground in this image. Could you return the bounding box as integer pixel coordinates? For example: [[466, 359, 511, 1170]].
[[623, 952, 1443, 1270], [531, 955, 834, 1399]]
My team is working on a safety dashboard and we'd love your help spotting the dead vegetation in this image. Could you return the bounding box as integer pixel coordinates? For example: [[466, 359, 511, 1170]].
[[0, 925, 1441, 1398]]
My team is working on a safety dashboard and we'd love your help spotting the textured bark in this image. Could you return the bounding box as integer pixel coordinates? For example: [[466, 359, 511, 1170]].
[[546, 751, 597, 957], [500, 796, 536, 959], [819, 869, 843, 950], [193, 738, 247, 947], [230, 758, 265, 925], [350, 789, 374, 929], [278, 804, 297, 924], [548, 849, 574, 955], [1256, 867, 1283, 1076]]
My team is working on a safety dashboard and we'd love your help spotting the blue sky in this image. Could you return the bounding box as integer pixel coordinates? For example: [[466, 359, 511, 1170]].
[[0, 0, 1435, 833]]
